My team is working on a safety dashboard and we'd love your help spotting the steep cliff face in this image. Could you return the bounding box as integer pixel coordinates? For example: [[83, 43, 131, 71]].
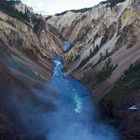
[[48, 0, 140, 99], [0, 0, 140, 139], [0, 1, 65, 138], [48, 0, 140, 139], [0, 1, 65, 82]]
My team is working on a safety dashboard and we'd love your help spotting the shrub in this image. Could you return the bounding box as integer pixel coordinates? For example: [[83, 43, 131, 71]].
[[95, 64, 117, 83], [0, 1, 30, 24], [116, 63, 140, 91], [102, 62, 140, 104], [105, 0, 125, 7], [55, 7, 92, 16]]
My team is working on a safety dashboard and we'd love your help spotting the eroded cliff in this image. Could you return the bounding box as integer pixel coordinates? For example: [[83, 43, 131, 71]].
[[0, 1, 65, 139], [48, 0, 140, 98], [48, 0, 140, 139]]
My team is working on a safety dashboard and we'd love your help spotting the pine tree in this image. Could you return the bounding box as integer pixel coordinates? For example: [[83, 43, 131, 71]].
[[106, 0, 125, 7]]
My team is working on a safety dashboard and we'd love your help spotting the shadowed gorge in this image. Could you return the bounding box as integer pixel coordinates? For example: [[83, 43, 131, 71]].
[[0, 0, 140, 140]]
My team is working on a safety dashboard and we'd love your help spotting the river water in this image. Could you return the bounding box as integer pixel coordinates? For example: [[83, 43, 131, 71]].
[[47, 56, 119, 140]]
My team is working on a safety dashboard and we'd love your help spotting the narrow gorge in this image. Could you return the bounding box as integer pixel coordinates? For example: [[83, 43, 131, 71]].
[[0, 0, 140, 140]]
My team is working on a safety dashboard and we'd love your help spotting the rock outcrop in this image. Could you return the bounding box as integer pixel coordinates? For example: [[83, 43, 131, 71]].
[[48, 0, 140, 99], [0, 0, 140, 139], [0, 1, 65, 139], [47, 0, 140, 139]]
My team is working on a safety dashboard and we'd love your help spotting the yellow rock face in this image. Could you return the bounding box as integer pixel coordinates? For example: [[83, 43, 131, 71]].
[[120, 8, 137, 28], [0, 10, 65, 85], [48, 0, 140, 98]]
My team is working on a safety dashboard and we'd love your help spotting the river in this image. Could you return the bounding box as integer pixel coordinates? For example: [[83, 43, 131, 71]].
[[47, 56, 119, 140]]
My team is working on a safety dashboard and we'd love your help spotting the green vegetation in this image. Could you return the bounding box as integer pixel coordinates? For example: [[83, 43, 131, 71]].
[[0, 0, 30, 24], [95, 63, 117, 83], [102, 62, 140, 106], [45, 16, 52, 20], [76, 45, 100, 70], [0, 0, 20, 4], [74, 55, 80, 61], [55, 7, 92, 16], [23, 49, 37, 60], [68, 55, 80, 64], [102, 90, 127, 106], [117, 63, 140, 91], [77, 57, 90, 70], [101, 0, 125, 7], [32, 17, 45, 33], [0, 0, 46, 34]]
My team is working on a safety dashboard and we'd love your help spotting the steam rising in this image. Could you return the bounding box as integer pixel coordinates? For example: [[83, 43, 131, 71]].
[[0, 56, 119, 139], [46, 57, 119, 140]]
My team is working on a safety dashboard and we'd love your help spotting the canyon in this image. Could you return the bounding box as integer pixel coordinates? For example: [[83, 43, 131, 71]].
[[48, 1, 140, 139], [0, 0, 140, 140]]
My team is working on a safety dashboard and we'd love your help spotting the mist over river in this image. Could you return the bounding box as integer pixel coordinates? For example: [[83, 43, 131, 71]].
[[46, 56, 119, 140], [3, 53, 119, 139], [0, 55, 120, 140]]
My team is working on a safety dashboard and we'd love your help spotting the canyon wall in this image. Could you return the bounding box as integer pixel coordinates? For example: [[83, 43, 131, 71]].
[[48, 0, 140, 97], [0, 1, 65, 138], [0, 0, 140, 139], [48, 0, 140, 139], [48, 0, 140, 98]]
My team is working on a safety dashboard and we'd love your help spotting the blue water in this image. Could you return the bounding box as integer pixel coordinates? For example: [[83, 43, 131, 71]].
[[49, 56, 90, 114], [47, 56, 119, 140]]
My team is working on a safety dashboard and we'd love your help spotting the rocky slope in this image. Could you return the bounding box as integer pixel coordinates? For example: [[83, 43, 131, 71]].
[[0, 1, 65, 139], [48, 0, 140, 97], [0, 0, 140, 139], [48, 0, 140, 139]]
